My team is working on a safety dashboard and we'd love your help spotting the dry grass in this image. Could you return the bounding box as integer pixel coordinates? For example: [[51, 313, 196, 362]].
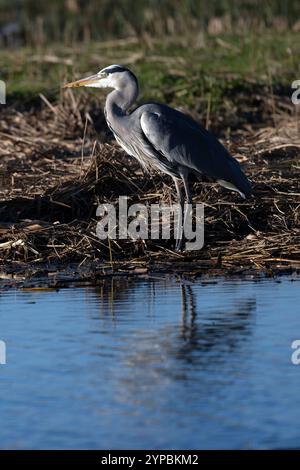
[[0, 89, 299, 280]]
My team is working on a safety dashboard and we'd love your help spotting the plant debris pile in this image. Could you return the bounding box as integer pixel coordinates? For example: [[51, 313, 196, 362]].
[[0, 90, 299, 277]]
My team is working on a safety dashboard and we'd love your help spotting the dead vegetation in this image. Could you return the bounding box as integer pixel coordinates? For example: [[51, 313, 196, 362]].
[[0, 88, 299, 281]]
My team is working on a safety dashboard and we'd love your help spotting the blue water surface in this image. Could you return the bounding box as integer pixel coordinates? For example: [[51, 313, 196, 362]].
[[0, 275, 300, 449]]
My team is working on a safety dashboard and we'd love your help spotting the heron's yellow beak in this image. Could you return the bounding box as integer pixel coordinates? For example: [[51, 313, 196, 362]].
[[63, 73, 100, 88]]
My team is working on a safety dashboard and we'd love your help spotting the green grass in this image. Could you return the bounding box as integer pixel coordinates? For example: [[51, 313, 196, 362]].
[[0, 30, 299, 110]]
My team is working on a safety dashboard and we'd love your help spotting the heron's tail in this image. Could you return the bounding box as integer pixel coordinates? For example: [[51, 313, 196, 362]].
[[217, 155, 252, 199]]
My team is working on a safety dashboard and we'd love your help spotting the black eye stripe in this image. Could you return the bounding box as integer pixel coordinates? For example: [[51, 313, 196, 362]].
[[106, 66, 126, 74]]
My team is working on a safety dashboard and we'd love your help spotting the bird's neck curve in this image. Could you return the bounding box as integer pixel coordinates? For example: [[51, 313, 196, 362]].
[[105, 80, 139, 124]]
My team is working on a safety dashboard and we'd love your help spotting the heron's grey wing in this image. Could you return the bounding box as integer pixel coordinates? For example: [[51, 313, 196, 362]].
[[140, 108, 251, 197]]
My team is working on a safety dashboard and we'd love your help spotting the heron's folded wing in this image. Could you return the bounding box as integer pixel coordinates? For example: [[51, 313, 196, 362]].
[[140, 109, 226, 178], [140, 109, 251, 198]]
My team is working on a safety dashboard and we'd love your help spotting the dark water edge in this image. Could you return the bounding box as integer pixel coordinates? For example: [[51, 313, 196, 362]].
[[1, 260, 299, 290]]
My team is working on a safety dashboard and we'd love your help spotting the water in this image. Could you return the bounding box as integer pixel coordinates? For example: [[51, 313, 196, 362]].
[[0, 275, 300, 450]]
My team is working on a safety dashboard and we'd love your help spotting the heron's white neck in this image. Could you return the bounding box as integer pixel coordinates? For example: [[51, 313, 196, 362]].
[[105, 80, 139, 123]]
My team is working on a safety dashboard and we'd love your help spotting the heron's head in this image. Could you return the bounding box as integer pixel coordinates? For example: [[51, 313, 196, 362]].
[[63, 64, 137, 91]]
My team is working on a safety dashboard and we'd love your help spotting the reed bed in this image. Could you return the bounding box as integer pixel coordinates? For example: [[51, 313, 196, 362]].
[[0, 89, 299, 282]]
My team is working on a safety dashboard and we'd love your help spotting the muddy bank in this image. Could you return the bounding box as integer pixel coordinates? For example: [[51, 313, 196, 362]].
[[1, 260, 300, 290]]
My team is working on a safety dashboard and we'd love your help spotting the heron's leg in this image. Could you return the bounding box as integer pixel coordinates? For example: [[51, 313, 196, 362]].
[[172, 177, 184, 251], [178, 171, 193, 251], [173, 177, 184, 206], [181, 172, 192, 204]]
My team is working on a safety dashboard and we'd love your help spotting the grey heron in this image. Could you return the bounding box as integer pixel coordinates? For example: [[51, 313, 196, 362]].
[[64, 65, 251, 247]]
